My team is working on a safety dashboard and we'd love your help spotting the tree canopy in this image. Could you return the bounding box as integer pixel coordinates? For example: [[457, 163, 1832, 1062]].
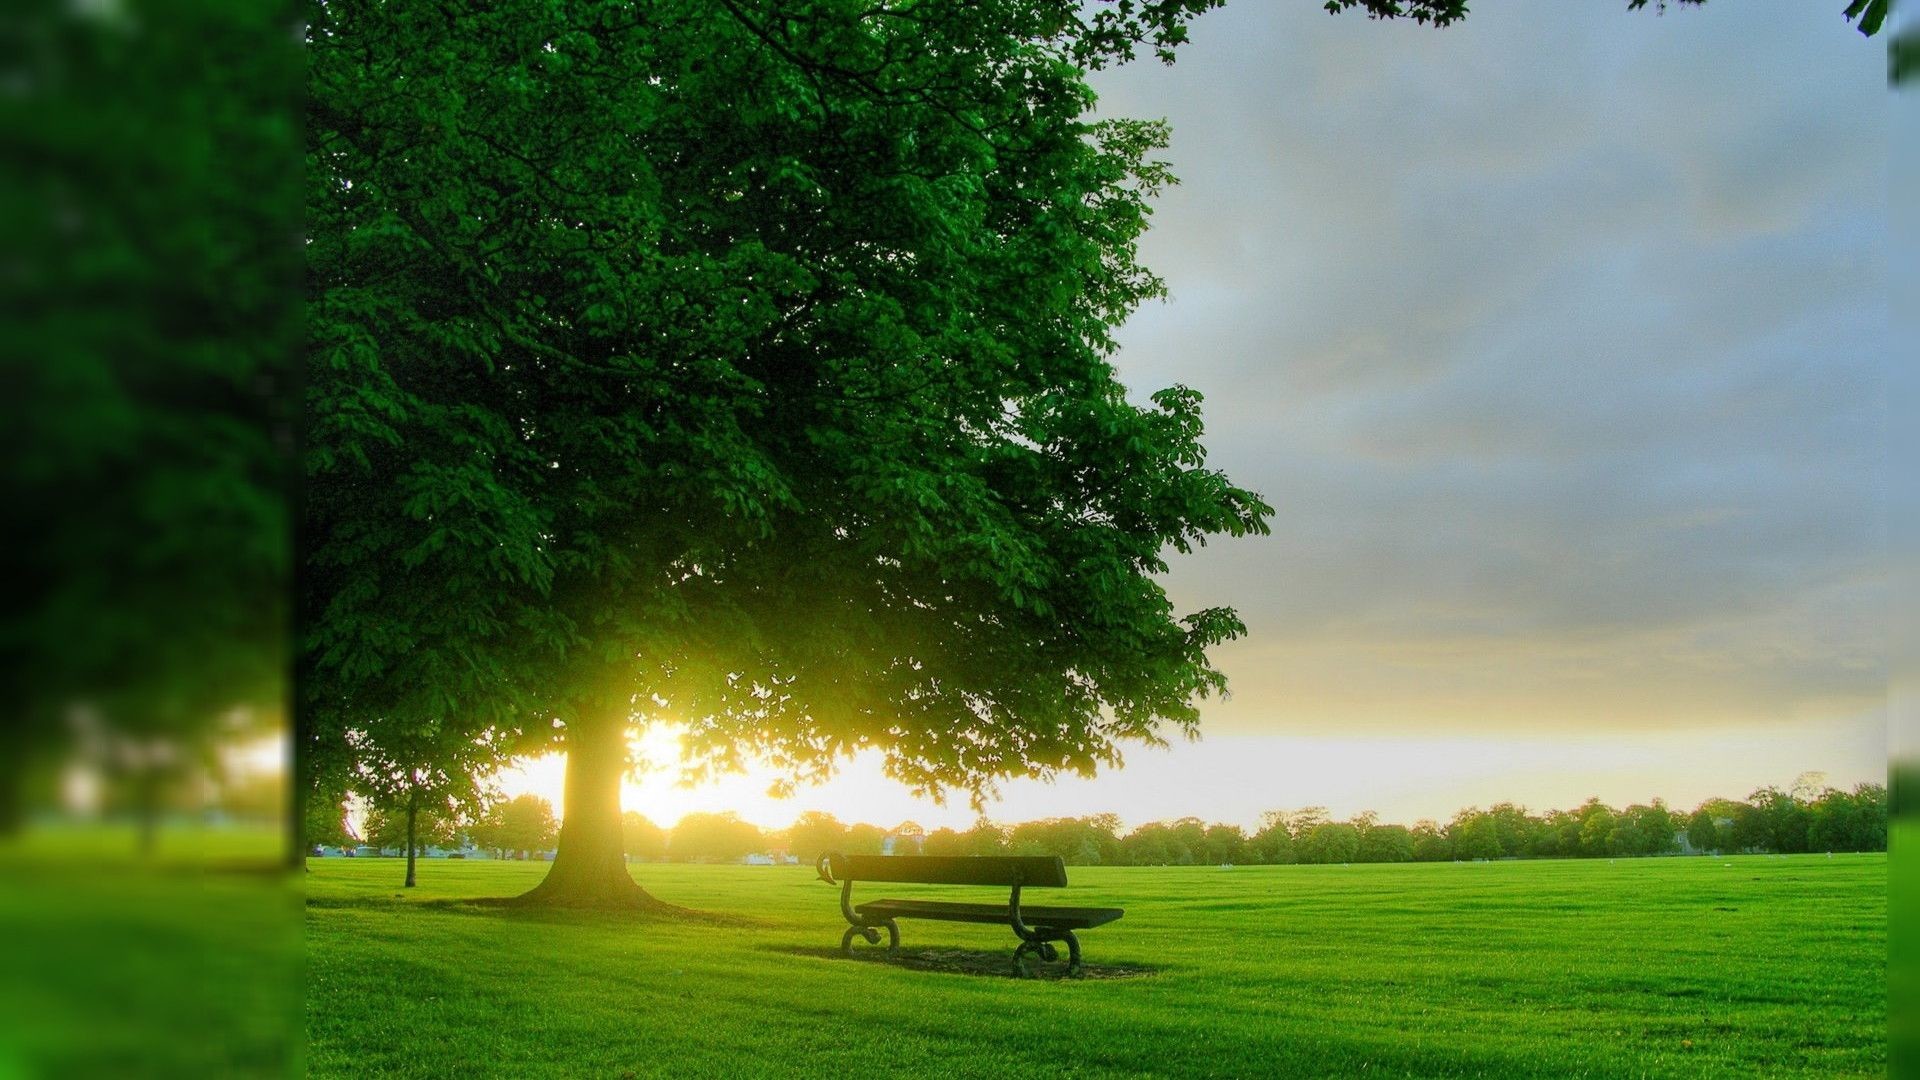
[[307, 0, 1280, 903]]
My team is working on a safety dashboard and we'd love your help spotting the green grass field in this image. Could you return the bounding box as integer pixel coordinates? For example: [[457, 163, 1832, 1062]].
[[307, 853, 1885, 1078], [0, 827, 298, 1078]]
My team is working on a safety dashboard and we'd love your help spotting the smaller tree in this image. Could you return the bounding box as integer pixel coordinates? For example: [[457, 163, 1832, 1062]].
[[1203, 823, 1248, 865], [347, 724, 494, 887], [783, 811, 849, 863], [1575, 800, 1617, 858], [961, 818, 1008, 857], [1727, 800, 1768, 852], [1250, 811, 1297, 865], [1449, 810, 1503, 861], [1356, 823, 1414, 863], [667, 812, 764, 863], [922, 827, 966, 857], [1120, 822, 1176, 866], [843, 823, 888, 856], [1410, 820, 1451, 862], [621, 811, 668, 862], [303, 793, 353, 852], [1686, 807, 1722, 853], [362, 803, 460, 854], [1749, 786, 1811, 854], [1297, 822, 1361, 865], [471, 794, 559, 860]]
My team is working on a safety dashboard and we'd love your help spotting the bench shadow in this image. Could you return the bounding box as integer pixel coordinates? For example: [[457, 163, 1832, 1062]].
[[761, 943, 1159, 981]]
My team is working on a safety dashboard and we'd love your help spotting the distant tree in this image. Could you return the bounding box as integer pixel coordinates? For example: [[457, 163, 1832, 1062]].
[[1203, 823, 1248, 865], [1591, 799, 1681, 857], [1727, 801, 1769, 853], [921, 827, 966, 858], [1637, 800, 1678, 855], [1161, 818, 1208, 866], [1287, 807, 1332, 840], [1006, 816, 1116, 863], [1410, 820, 1451, 862], [667, 812, 764, 863], [1481, 804, 1535, 859], [1529, 810, 1573, 858], [1686, 807, 1721, 853], [1249, 812, 1297, 865], [1121, 822, 1176, 866], [1081, 814, 1126, 866], [1808, 783, 1888, 852], [844, 822, 888, 855], [346, 723, 495, 887], [961, 818, 1009, 857], [1004, 821, 1045, 856], [471, 795, 559, 860], [1357, 823, 1414, 863], [1790, 771, 1829, 803], [304, 794, 354, 851], [784, 811, 849, 863], [1296, 822, 1361, 865], [1576, 800, 1617, 858], [1449, 810, 1503, 861], [362, 804, 460, 854], [1851, 782, 1889, 851], [1607, 810, 1645, 857], [1749, 786, 1811, 854], [1544, 809, 1585, 857], [621, 812, 668, 862]]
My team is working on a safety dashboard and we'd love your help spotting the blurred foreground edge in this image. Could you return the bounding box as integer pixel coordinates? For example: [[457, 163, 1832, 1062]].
[[1, 0, 300, 1075]]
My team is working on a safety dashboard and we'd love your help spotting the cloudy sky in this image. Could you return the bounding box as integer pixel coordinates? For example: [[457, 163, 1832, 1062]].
[[505, 0, 1889, 830]]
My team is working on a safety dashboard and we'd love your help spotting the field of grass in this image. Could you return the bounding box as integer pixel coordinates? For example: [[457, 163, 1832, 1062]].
[[307, 852, 1885, 1078], [0, 826, 297, 1078]]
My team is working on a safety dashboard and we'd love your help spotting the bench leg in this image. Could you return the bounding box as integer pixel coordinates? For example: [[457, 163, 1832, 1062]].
[[1012, 938, 1042, 978], [841, 920, 899, 957], [1013, 930, 1083, 978]]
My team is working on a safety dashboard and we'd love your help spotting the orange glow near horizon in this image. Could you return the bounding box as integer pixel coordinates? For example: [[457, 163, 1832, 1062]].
[[489, 713, 1887, 835]]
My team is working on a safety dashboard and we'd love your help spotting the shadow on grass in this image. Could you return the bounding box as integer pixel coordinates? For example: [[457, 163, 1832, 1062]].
[[764, 943, 1160, 981], [303, 892, 760, 927]]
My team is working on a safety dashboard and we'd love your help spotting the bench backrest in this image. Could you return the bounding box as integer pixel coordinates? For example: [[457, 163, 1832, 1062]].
[[823, 854, 1068, 888]]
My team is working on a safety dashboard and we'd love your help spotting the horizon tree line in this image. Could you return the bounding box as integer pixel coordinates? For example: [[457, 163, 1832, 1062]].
[[312, 772, 1887, 879]]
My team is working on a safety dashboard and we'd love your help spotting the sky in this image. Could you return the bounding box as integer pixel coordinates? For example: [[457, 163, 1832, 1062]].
[[501, 0, 1889, 833]]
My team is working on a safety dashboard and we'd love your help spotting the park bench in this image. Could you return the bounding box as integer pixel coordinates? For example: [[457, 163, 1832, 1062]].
[[816, 853, 1123, 977]]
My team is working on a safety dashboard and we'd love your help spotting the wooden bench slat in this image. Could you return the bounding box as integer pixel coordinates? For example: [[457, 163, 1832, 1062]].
[[827, 854, 1069, 887], [856, 898, 1126, 930]]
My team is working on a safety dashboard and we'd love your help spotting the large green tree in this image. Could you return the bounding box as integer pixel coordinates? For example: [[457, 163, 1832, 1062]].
[[307, 0, 1278, 907]]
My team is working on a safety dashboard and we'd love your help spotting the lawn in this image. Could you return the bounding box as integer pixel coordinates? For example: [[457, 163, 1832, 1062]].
[[0, 826, 298, 1078], [307, 852, 1885, 1078]]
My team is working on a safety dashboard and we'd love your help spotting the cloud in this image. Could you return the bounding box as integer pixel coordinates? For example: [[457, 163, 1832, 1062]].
[[1087, 0, 1887, 740]]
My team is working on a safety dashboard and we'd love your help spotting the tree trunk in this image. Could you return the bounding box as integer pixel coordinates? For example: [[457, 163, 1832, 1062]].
[[404, 794, 418, 888], [516, 712, 659, 908]]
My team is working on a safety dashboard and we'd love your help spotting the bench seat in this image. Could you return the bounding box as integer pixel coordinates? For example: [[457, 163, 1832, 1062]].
[[856, 898, 1125, 930]]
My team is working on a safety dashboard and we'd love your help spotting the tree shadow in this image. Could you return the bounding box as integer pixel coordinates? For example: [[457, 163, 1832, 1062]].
[[303, 893, 758, 927], [762, 943, 1160, 981]]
